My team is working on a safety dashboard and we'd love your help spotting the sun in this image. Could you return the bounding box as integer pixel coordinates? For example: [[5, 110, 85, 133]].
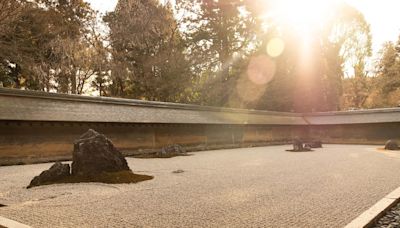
[[263, 0, 338, 58]]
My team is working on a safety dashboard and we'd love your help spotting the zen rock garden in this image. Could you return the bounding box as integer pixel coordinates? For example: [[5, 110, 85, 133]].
[[27, 129, 153, 188], [27, 130, 399, 189]]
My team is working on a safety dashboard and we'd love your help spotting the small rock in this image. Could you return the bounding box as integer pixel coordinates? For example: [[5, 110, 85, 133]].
[[286, 138, 314, 152], [157, 144, 187, 158], [293, 138, 303, 151], [305, 140, 323, 148], [385, 140, 399, 150], [27, 162, 70, 188], [172, 169, 184, 174], [303, 144, 312, 151]]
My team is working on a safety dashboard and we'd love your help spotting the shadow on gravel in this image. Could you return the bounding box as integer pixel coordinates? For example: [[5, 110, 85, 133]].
[[285, 149, 315, 152], [134, 153, 193, 159]]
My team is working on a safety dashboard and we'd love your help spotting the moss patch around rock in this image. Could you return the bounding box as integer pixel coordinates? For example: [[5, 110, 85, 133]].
[[27, 170, 153, 188]]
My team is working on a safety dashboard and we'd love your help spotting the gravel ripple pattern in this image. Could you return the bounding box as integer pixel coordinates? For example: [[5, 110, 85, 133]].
[[1, 145, 400, 227]]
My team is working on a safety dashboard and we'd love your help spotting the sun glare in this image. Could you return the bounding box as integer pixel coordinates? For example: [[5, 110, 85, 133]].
[[263, 0, 337, 58], [268, 0, 335, 34]]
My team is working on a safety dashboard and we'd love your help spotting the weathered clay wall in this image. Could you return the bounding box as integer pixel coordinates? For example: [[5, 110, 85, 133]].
[[0, 121, 303, 165], [308, 123, 400, 145], [0, 88, 399, 165], [3, 120, 397, 166]]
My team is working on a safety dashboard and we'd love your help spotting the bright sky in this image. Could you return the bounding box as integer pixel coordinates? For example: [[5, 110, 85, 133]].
[[346, 0, 400, 53], [86, 0, 117, 15], [86, 0, 400, 54]]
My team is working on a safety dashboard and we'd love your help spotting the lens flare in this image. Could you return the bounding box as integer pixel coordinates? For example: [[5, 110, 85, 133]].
[[246, 55, 276, 85], [236, 75, 267, 103], [267, 38, 285, 57], [235, 55, 276, 103]]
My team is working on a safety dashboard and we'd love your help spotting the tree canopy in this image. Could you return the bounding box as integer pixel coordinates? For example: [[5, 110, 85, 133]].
[[0, 0, 398, 111]]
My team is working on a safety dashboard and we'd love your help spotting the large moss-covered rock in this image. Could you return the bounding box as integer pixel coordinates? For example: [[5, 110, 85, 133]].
[[27, 130, 153, 188], [72, 129, 130, 176]]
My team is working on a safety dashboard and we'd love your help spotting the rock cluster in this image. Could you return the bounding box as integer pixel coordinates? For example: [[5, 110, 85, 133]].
[[304, 140, 323, 148], [287, 139, 322, 152], [385, 140, 399, 150], [27, 129, 133, 188], [156, 144, 187, 158]]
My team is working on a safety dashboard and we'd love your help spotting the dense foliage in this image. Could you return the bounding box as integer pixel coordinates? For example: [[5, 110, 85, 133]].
[[0, 0, 398, 111]]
